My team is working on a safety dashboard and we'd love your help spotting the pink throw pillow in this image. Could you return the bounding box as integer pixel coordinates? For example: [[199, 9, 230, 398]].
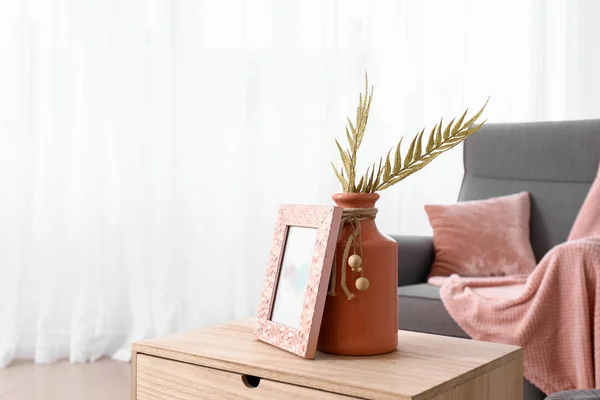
[[568, 162, 600, 240], [425, 192, 537, 279]]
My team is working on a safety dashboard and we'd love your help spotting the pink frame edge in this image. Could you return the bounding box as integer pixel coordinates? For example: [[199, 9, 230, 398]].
[[254, 204, 342, 359]]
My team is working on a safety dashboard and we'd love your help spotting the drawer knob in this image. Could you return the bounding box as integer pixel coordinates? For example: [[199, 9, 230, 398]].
[[241, 374, 261, 388]]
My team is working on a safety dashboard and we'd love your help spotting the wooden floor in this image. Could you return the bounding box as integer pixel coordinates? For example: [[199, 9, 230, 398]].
[[0, 358, 130, 400]]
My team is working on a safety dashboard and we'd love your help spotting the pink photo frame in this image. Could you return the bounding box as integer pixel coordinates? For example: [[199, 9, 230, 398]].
[[254, 204, 342, 359]]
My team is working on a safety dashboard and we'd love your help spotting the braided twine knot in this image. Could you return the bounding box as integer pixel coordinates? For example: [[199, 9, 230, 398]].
[[328, 207, 377, 300]]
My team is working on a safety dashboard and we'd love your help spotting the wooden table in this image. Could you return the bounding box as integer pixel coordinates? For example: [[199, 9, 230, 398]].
[[131, 319, 522, 400]]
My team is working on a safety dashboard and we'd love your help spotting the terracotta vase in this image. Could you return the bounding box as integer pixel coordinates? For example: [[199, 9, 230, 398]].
[[318, 193, 398, 355]]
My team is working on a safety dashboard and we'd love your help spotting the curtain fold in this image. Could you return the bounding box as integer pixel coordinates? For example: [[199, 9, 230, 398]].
[[0, 0, 598, 366]]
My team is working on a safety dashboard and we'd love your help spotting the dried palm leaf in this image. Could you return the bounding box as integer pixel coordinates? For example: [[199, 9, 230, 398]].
[[332, 72, 489, 193]]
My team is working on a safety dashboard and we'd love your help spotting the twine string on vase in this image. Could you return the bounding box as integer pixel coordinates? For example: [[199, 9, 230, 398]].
[[328, 207, 378, 300]]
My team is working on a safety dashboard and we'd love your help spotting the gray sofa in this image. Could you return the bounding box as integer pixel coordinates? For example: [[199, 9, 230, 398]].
[[393, 119, 600, 400]]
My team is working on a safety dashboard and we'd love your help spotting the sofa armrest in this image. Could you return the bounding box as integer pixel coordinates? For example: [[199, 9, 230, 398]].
[[389, 235, 435, 287]]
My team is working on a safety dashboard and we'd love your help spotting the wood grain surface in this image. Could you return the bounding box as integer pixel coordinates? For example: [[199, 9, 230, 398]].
[[136, 353, 358, 399], [428, 358, 522, 400], [132, 319, 522, 400]]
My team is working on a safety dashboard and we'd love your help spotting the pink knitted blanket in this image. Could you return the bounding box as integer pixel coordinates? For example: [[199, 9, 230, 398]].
[[437, 237, 600, 395]]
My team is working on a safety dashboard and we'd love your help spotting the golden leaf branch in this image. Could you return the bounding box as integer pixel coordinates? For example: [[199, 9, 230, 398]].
[[332, 73, 488, 193]]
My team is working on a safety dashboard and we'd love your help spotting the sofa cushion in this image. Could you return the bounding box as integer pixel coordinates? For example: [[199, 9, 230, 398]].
[[460, 120, 600, 261], [397, 284, 468, 338], [425, 192, 537, 279]]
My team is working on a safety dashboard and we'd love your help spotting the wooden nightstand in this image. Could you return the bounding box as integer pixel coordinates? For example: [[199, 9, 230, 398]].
[[131, 319, 522, 400]]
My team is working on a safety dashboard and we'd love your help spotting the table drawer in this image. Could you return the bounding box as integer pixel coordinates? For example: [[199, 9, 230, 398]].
[[135, 353, 357, 399]]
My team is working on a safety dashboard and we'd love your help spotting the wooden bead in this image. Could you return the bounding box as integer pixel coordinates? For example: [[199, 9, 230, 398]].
[[355, 277, 369, 291], [348, 254, 362, 269]]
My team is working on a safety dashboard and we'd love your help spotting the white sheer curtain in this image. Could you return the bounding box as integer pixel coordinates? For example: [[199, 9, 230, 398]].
[[1, 0, 598, 367]]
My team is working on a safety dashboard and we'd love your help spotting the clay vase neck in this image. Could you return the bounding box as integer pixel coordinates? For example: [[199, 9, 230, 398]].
[[331, 192, 379, 230]]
